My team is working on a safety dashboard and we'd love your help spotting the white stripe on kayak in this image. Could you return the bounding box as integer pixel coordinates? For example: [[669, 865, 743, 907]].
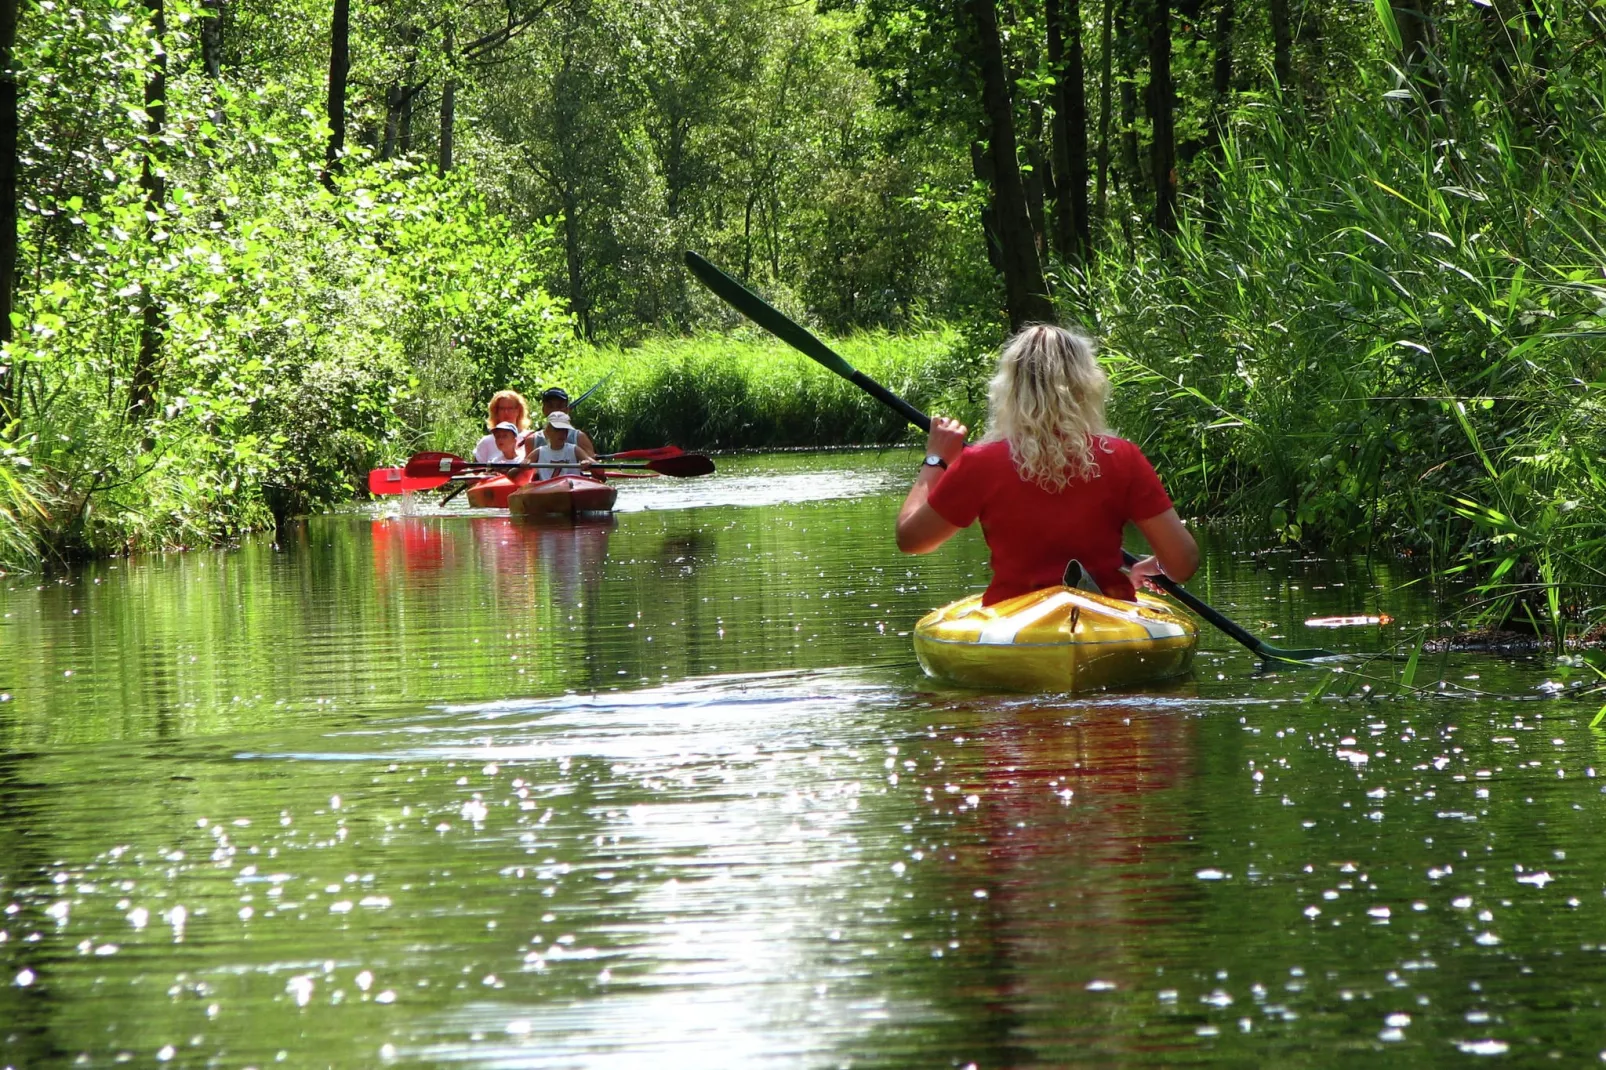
[[978, 591, 1077, 645], [974, 589, 1187, 645], [1061, 590, 1188, 640]]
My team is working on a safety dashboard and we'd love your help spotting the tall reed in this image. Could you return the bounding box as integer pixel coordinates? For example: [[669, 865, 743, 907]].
[[1088, 23, 1606, 633]]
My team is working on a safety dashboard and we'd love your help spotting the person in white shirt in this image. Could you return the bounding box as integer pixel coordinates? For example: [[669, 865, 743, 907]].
[[473, 390, 536, 464], [482, 421, 523, 466], [534, 410, 596, 480]]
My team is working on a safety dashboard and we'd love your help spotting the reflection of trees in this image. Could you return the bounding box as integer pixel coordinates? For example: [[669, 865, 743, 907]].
[[0, 751, 69, 1066]]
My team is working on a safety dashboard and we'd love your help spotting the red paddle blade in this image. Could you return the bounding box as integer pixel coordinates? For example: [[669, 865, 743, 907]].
[[646, 454, 715, 477], [608, 445, 684, 461], [404, 451, 472, 478], [369, 467, 451, 494]]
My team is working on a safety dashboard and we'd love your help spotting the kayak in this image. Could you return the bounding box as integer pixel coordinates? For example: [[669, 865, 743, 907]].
[[465, 469, 533, 509], [508, 475, 618, 518], [913, 586, 1198, 693]]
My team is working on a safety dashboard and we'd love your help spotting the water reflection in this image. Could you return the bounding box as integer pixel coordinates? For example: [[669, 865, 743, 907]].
[[5, 452, 1606, 1067]]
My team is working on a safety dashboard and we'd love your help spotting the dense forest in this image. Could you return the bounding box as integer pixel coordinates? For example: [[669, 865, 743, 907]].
[[2, 0, 1604, 627]]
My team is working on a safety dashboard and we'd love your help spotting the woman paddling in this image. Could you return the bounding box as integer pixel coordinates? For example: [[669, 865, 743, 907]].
[[474, 391, 537, 464], [896, 324, 1198, 604]]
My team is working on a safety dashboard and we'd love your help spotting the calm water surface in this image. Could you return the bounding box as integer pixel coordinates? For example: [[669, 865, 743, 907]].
[[2, 451, 1604, 1068]]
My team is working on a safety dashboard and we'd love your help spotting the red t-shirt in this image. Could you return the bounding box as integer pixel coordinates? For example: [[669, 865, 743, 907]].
[[927, 436, 1173, 605]]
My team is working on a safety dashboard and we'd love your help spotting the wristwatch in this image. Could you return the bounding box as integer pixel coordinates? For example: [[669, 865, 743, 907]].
[[923, 454, 948, 470]]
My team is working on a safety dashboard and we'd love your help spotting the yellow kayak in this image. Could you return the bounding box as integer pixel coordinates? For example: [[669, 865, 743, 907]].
[[913, 586, 1199, 693]]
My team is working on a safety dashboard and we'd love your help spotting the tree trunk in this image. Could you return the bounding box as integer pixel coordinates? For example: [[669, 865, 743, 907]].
[[381, 84, 401, 159], [439, 20, 455, 174], [200, 0, 223, 78], [967, 0, 1054, 328], [1392, 1, 1440, 110], [970, 139, 1004, 274], [0, 0, 16, 419], [1118, 0, 1140, 198], [398, 32, 417, 156], [1095, 0, 1112, 228], [1146, 0, 1176, 235], [1212, 0, 1232, 100], [129, 0, 167, 420], [1046, 0, 1090, 265], [1023, 100, 1048, 258], [1296, 0, 1325, 103], [561, 189, 590, 340], [1270, 0, 1291, 89], [323, 0, 350, 188]]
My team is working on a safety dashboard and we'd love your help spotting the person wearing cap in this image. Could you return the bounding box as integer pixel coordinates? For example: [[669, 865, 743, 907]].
[[533, 410, 596, 481], [483, 422, 524, 465], [474, 390, 536, 464], [530, 387, 596, 457]]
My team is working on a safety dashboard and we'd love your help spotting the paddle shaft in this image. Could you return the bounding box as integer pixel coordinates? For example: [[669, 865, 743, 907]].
[[684, 249, 1335, 664]]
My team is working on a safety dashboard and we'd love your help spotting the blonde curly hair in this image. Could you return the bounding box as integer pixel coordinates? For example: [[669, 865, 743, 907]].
[[981, 324, 1111, 492]]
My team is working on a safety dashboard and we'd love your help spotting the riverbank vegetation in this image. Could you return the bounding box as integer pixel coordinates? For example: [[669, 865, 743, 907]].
[[5, 0, 1605, 629]]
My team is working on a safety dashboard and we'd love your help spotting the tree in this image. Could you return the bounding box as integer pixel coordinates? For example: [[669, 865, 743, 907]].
[[0, 0, 15, 420], [323, 0, 350, 187], [1046, 0, 1090, 265], [129, 0, 167, 420], [1270, 0, 1291, 88], [1145, 0, 1175, 235], [439, 19, 455, 173], [1094, 0, 1112, 227], [967, 0, 1053, 327]]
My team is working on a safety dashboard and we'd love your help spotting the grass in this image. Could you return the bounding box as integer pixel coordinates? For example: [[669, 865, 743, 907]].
[[535, 328, 975, 451], [1084, 24, 1606, 637]]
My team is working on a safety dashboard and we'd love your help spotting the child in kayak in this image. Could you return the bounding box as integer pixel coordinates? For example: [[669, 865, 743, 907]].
[[486, 421, 523, 464], [474, 391, 536, 464], [534, 411, 597, 481], [895, 324, 1198, 605]]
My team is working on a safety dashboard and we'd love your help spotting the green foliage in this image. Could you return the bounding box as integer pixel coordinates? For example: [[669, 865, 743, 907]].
[[2, 0, 569, 569], [540, 329, 969, 450], [1088, 12, 1606, 628]]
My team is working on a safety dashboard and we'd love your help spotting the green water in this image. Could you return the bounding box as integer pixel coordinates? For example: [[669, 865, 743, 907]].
[[2, 451, 1604, 1067]]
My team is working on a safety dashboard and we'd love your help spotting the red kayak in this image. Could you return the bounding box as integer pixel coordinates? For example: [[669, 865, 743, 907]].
[[464, 469, 533, 509], [508, 475, 618, 518]]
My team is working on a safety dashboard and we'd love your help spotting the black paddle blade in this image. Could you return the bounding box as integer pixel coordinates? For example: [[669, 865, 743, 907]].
[[685, 253, 858, 380], [648, 454, 715, 477]]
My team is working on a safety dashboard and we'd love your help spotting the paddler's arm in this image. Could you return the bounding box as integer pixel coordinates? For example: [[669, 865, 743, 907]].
[[896, 416, 966, 553], [1128, 509, 1200, 589]]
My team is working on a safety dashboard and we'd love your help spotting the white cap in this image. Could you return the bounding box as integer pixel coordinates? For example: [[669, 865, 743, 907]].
[[545, 411, 574, 431], [492, 421, 520, 435]]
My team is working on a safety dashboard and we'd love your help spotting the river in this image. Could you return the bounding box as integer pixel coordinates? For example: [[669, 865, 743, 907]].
[[2, 450, 1603, 1067]]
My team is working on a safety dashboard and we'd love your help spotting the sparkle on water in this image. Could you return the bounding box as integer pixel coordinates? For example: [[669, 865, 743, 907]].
[[2, 450, 1604, 1066]]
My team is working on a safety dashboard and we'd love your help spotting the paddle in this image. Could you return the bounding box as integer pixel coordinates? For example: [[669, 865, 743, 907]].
[[683, 249, 1338, 665], [368, 467, 451, 495], [601, 445, 683, 461], [405, 451, 715, 479]]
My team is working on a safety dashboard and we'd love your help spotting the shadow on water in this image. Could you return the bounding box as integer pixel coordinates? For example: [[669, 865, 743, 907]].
[[3, 452, 1606, 1066]]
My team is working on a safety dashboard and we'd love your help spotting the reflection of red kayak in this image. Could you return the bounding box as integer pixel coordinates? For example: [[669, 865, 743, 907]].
[[464, 468, 534, 509], [509, 475, 618, 518]]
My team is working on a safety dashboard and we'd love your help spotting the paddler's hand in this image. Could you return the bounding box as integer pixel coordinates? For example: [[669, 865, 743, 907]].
[[926, 416, 967, 467], [1127, 555, 1167, 593]]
